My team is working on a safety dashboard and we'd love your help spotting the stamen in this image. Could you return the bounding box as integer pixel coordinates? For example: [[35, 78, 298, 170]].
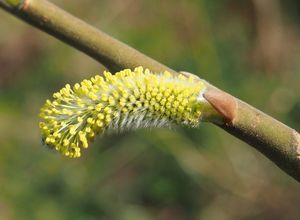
[[39, 67, 206, 158]]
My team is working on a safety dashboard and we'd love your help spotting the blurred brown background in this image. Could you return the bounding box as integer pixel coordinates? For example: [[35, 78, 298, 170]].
[[0, 0, 299, 219]]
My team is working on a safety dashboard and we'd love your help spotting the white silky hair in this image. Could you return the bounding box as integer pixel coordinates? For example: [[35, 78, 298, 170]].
[[106, 109, 173, 134]]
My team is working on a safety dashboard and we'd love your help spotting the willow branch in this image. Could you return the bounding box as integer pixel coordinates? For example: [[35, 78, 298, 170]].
[[1, 0, 299, 181], [0, 0, 175, 74]]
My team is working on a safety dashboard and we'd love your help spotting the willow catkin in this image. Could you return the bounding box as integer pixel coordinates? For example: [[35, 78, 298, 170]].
[[39, 67, 206, 158]]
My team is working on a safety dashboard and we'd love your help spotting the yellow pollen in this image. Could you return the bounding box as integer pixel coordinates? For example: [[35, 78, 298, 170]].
[[39, 67, 206, 158]]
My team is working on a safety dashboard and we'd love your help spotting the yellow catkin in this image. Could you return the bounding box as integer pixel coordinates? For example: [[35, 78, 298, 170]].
[[39, 67, 206, 158]]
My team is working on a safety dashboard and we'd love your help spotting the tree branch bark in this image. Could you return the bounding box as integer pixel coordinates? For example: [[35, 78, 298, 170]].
[[1, 0, 299, 181]]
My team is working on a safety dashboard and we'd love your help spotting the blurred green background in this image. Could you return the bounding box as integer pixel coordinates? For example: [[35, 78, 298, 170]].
[[0, 0, 300, 219]]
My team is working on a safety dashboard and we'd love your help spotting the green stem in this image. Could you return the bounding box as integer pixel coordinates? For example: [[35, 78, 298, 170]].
[[1, 0, 299, 181], [204, 87, 300, 181], [0, 0, 175, 74]]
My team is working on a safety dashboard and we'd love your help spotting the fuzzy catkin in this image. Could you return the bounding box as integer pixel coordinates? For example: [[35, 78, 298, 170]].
[[39, 67, 206, 158]]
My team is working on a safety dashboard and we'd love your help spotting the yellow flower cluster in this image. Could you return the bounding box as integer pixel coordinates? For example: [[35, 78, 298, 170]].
[[39, 67, 206, 158]]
